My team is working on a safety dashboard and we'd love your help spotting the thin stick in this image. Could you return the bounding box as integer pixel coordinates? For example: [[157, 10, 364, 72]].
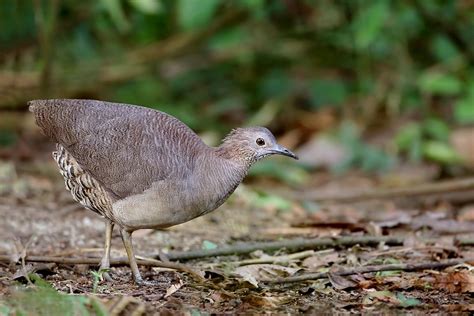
[[164, 236, 404, 261], [263, 258, 474, 284], [285, 178, 474, 202], [206, 250, 318, 268], [0, 255, 204, 282]]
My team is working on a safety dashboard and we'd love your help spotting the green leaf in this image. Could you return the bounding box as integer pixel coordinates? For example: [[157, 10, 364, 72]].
[[422, 141, 461, 164], [422, 118, 450, 141], [395, 124, 423, 161], [310, 79, 348, 108], [454, 97, 474, 124], [431, 35, 460, 63], [418, 71, 462, 95], [353, 1, 389, 50], [99, 0, 130, 32], [396, 293, 421, 307], [128, 0, 162, 15], [178, 0, 220, 31], [249, 160, 308, 185], [202, 240, 218, 250], [251, 192, 292, 211], [0, 304, 11, 316]]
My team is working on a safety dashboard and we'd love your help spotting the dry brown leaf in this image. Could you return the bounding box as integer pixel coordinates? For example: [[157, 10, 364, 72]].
[[233, 264, 301, 287], [302, 251, 340, 271], [242, 294, 293, 308], [457, 205, 474, 222], [434, 271, 474, 293], [328, 272, 358, 290], [164, 278, 184, 298]]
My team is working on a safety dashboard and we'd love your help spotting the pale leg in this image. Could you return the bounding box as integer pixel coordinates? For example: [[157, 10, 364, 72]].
[[99, 220, 114, 281], [120, 228, 146, 284]]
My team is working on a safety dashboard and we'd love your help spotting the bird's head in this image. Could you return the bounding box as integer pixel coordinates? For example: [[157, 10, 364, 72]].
[[218, 127, 298, 164]]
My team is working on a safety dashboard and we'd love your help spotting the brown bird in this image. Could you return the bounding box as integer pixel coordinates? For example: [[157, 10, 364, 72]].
[[29, 99, 298, 284]]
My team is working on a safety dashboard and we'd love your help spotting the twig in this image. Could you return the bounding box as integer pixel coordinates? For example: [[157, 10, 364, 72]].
[[456, 238, 474, 247], [264, 258, 474, 284], [164, 236, 404, 261], [206, 249, 318, 268], [0, 255, 204, 282], [286, 178, 474, 202]]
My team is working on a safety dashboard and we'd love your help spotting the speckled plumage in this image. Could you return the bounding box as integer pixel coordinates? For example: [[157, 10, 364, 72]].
[[29, 99, 297, 284]]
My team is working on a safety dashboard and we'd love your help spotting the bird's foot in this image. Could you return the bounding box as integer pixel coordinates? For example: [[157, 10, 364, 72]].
[[97, 266, 113, 282], [102, 271, 113, 282], [133, 276, 158, 286]]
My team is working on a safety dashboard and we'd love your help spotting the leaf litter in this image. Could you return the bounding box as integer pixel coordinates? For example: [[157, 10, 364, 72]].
[[0, 159, 473, 314]]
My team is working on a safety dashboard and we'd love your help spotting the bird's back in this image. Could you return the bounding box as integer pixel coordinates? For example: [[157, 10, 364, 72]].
[[30, 99, 207, 199]]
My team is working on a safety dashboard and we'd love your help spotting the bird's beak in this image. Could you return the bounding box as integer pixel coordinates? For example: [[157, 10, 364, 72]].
[[271, 144, 299, 160]]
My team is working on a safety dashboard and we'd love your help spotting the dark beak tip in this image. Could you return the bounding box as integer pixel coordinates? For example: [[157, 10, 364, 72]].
[[282, 149, 298, 160]]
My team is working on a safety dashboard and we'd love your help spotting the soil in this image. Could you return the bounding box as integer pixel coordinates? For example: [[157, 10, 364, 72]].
[[0, 153, 473, 314]]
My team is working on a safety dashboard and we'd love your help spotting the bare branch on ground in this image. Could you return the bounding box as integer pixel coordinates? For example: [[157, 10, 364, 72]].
[[263, 258, 474, 284], [285, 178, 474, 202]]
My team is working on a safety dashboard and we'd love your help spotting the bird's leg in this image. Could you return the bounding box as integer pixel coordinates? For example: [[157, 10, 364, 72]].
[[99, 220, 114, 282], [120, 228, 147, 285]]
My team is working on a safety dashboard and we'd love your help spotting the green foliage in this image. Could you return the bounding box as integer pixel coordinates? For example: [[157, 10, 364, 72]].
[[2, 0, 473, 171], [249, 160, 309, 185], [454, 80, 474, 124], [396, 118, 460, 164], [90, 269, 110, 294], [202, 240, 218, 250], [334, 122, 395, 173], [418, 71, 462, 96], [178, 0, 221, 31], [2, 274, 108, 316], [353, 0, 390, 51]]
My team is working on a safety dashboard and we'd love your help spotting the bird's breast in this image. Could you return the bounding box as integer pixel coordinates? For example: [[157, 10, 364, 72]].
[[110, 179, 231, 230]]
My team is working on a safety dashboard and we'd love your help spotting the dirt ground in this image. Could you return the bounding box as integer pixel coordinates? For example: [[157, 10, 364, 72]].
[[0, 153, 473, 314]]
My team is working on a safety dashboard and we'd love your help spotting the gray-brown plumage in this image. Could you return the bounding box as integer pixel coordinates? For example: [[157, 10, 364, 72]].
[[29, 99, 297, 284]]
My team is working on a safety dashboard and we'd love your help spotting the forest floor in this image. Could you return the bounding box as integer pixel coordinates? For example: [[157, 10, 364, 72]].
[[0, 153, 473, 315]]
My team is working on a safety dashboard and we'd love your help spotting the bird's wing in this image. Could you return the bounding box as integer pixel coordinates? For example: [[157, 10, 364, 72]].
[[30, 99, 206, 199]]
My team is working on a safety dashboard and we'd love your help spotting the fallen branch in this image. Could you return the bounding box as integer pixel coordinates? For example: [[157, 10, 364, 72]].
[[287, 178, 474, 202], [164, 236, 404, 261], [264, 257, 474, 284], [204, 249, 318, 268], [0, 254, 204, 282]]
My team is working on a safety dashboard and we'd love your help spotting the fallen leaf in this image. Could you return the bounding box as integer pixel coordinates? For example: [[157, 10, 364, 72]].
[[242, 294, 292, 308], [164, 279, 184, 298], [457, 205, 474, 222], [302, 251, 340, 271], [233, 264, 301, 288], [434, 271, 474, 293], [411, 212, 474, 233], [395, 293, 421, 307], [12, 263, 56, 283], [363, 290, 398, 305], [328, 272, 357, 290], [362, 290, 420, 307], [202, 240, 218, 250]]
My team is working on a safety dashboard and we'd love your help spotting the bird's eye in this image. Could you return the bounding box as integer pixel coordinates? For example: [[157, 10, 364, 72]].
[[256, 138, 265, 146]]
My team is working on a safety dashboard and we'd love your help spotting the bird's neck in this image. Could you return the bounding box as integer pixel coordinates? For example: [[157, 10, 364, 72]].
[[190, 148, 250, 213], [215, 142, 255, 167]]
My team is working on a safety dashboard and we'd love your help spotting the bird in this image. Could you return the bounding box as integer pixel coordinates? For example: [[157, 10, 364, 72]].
[[29, 99, 298, 285]]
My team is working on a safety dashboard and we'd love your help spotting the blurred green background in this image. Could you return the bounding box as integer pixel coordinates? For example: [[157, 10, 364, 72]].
[[1, 0, 473, 177]]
